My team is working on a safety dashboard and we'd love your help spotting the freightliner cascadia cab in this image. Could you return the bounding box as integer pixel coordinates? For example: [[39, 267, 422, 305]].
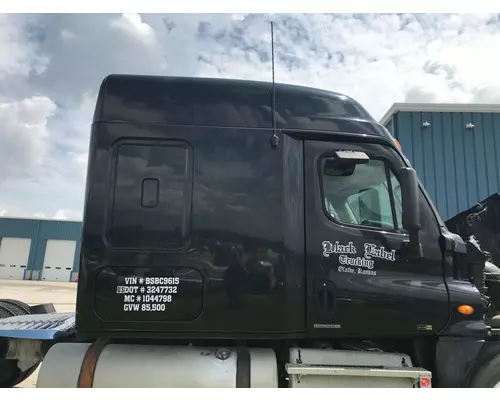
[[3, 74, 500, 388], [75, 74, 484, 343]]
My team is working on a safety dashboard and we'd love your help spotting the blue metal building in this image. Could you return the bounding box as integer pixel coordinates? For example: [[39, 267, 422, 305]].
[[381, 103, 500, 221], [0, 217, 82, 282]]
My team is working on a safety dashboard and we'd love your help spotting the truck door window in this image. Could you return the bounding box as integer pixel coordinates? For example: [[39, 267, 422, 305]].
[[322, 157, 403, 232]]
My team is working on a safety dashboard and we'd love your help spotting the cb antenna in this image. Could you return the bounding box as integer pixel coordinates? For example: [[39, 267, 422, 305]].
[[270, 20, 279, 149]]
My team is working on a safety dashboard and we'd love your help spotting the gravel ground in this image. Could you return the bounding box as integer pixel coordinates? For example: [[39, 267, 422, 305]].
[[0, 279, 77, 388]]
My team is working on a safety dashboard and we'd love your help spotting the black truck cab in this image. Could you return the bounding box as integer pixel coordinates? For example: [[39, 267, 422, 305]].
[[75, 74, 486, 343]]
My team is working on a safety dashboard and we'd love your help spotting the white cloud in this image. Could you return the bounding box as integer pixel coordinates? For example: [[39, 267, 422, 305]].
[[231, 14, 249, 22], [110, 13, 156, 45], [53, 209, 70, 220], [60, 29, 76, 41], [0, 14, 48, 79], [1, 13, 500, 219], [0, 96, 56, 182]]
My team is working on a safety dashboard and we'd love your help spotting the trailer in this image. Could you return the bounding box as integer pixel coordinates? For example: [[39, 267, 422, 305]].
[[2, 75, 500, 388]]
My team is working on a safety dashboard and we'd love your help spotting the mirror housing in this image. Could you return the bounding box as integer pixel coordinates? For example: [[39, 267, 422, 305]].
[[333, 150, 370, 163], [323, 151, 369, 177], [399, 167, 423, 258]]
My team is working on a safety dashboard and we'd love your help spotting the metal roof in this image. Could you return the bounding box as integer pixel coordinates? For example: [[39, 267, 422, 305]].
[[0, 216, 82, 223], [380, 103, 500, 126]]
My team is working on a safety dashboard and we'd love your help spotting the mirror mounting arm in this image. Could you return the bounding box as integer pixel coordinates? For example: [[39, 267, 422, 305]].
[[402, 232, 424, 259]]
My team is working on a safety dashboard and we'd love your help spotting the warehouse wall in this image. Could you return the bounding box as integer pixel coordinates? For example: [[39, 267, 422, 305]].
[[385, 111, 500, 221], [0, 219, 40, 278], [0, 218, 82, 281]]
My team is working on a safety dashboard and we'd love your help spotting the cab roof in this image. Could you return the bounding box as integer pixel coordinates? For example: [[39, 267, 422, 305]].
[[94, 74, 392, 139]]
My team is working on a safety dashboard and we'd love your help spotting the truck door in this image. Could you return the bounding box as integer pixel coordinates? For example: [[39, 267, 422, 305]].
[[305, 139, 450, 336]]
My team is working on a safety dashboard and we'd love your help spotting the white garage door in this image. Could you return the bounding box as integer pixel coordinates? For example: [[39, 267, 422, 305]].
[[0, 237, 31, 280], [42, 240, 76, 282]]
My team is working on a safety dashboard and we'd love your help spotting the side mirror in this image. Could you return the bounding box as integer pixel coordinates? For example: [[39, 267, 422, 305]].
[[399, 167, 423, 258]]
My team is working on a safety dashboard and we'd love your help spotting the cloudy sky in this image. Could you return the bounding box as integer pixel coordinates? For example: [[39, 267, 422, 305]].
[[1, 12, 500, 220]]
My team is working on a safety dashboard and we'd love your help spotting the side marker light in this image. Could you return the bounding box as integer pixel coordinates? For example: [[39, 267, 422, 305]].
[[458, 305, 474, 315]]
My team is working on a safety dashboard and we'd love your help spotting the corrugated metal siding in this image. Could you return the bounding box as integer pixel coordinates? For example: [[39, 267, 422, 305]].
[[385, 118, 394, 136], [0, 218, 82, 277], [388, 111, 500, 220]]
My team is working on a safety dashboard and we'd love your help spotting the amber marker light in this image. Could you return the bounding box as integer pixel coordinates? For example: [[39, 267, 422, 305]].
[[458, 305, 474, 315], [394, 138, 402, 150]]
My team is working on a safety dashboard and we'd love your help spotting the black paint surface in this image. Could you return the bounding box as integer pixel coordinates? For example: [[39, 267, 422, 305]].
[[76, 75, 486, 341]]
